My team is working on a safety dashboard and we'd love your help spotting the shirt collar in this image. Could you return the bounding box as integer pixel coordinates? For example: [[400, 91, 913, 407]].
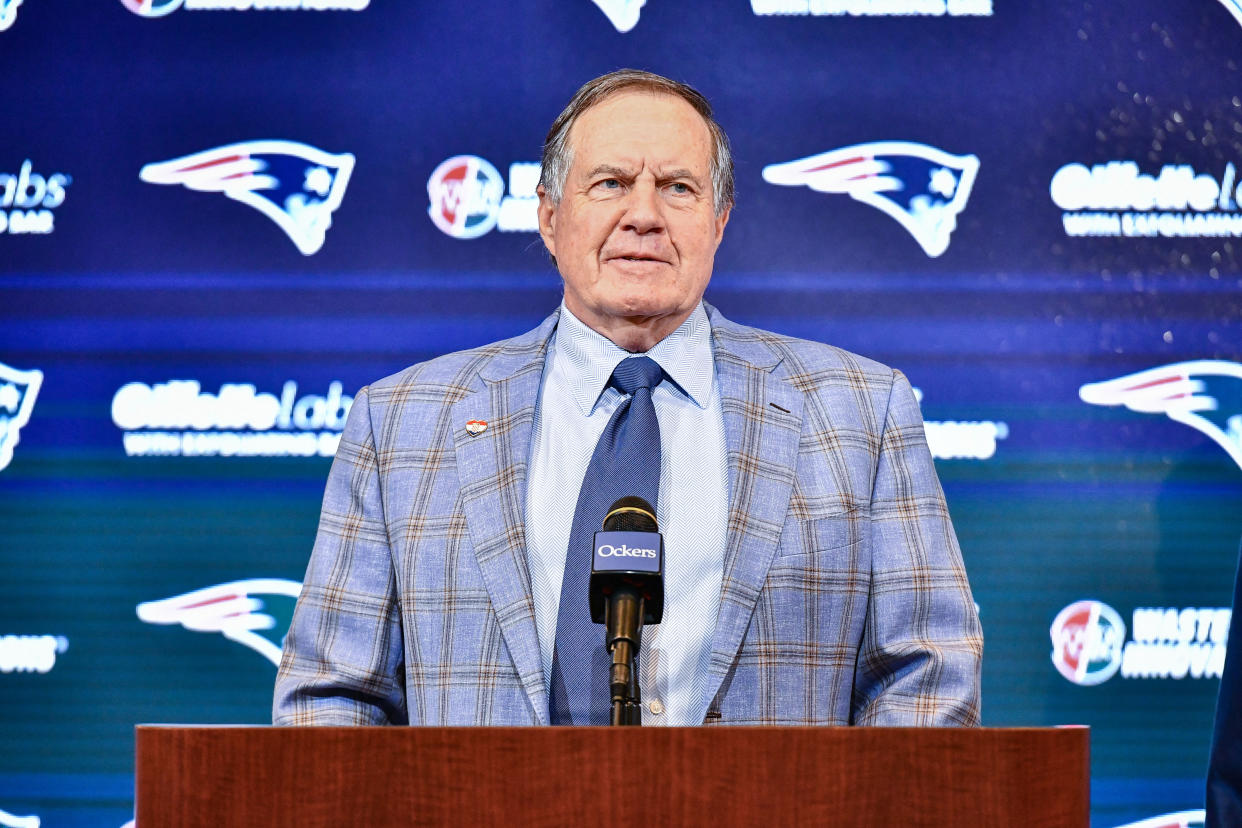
[[552, 301, 715, 416]]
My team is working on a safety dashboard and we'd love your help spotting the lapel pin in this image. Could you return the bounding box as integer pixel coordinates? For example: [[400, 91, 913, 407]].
[[465, 419, 488, 436]]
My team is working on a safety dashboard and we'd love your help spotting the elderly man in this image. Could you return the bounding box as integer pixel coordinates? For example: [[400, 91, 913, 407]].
[[274, 69, 982, 727]]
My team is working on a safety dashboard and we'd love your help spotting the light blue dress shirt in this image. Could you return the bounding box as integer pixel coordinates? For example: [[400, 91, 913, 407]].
[[524, 302, 729, 726]]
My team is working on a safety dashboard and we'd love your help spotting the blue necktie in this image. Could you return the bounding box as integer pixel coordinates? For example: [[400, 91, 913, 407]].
[[549, 356, 664, 725]]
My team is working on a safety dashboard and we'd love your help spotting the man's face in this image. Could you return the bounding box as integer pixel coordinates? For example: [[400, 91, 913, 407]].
[[538, 90, 730, 350]]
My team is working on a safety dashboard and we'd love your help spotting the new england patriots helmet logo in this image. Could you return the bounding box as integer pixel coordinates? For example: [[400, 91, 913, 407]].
[[762, 141, 980, 257], [1215, 0, 1242, 29], [0, 0, 23, 31], [0, 807, 39, 828], [136, 579, 302, 666], [139, 140, 355, 255], [1111, 810, 1205, 828], [1080, 360, 1242, 471], [590, 0, 645, 31], [0, 362, 42, 473]]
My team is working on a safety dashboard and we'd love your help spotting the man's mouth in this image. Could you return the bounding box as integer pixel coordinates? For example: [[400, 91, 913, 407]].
[[610, 254, 666, 263]]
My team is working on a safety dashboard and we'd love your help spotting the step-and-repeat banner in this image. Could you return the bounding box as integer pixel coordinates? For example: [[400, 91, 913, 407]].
[[3, 2, 1241, 825]]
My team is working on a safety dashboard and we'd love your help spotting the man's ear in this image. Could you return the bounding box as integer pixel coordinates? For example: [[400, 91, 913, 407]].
[[537, 185, 557, 260], [714, 205, 731, 246]]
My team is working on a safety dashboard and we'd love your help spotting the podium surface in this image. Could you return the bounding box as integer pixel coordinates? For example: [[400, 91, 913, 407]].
[[136, 725, 1088, 827]]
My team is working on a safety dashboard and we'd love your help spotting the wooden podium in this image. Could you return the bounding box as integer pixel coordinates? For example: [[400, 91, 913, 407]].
[[135, 725, 1088, 827]]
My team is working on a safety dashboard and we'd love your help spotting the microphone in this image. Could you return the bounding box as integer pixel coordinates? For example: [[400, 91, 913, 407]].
[[590, 496, 664, 725]]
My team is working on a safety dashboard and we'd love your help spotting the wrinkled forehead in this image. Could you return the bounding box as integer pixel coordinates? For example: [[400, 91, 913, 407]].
[[565, 89, 714, 175]]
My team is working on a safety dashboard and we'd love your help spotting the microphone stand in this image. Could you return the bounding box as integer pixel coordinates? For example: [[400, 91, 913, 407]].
[[606, 586, 645, 726]]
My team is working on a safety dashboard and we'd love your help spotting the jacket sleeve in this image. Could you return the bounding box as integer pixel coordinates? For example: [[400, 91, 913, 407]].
[[851, 370, 983, 726], [273, 385, 409, 725]]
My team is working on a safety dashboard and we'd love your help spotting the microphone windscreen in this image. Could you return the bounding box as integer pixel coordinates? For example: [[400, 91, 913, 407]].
[[602, 496, 657, 533]]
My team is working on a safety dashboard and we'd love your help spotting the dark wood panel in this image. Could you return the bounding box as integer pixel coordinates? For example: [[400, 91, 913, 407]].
[[135, 726, 1089, 827]]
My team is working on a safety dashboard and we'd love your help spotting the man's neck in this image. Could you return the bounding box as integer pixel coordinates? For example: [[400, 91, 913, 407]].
[[563, 305, 696, 354]]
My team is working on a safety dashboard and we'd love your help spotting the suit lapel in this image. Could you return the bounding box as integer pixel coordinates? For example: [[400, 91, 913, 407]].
[[452, 312, 557, 724], [701, 308, 804, 715]]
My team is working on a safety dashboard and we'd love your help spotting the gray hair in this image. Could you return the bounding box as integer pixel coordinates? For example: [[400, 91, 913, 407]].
[[539, 69, 735, 216]]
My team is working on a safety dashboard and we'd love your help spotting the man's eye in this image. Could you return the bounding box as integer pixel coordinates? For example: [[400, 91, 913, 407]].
[[669, 182, 690, 194], [599, 178, 621, 189]]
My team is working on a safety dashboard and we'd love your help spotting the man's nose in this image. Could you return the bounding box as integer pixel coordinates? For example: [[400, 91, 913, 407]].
[[620, 180, 665, 234]]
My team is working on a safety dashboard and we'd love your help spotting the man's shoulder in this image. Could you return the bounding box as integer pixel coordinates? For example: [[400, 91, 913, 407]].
[[365, 311, 557, 401], [707, 305, 898, 391]]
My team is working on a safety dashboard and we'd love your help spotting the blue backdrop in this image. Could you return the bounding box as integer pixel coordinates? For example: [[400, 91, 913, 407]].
[[2, 1, 1241, 825]]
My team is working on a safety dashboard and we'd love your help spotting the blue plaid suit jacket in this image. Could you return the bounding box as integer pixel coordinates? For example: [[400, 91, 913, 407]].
[[274, 305, 982, 727]]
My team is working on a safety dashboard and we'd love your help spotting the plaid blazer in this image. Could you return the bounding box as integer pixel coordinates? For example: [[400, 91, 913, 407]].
[[274, 304, 982, 727]]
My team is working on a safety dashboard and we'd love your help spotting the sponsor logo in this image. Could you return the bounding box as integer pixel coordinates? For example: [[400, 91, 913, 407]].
[[0, 635, 68, 674], [0, 362, 42, 472], [1121, 606, 1230, 680], [1050, 600, 1126, 686], [1052, 160, 1242, 239], [0, 161, 71, 235], [597, 544, 658, 558], [0, 808, 39, 828], [592, 0, 644, 31], [912, 388, 1008, 460], [111, 379, 353, 458], [1079, 361, 1242, 471], [136, 579, 301, 666], [427, 156, 539, 239], [1113, 811, 1204, 828], [140, 141, 354, 255], [751, 0, 992, 17], [120, 0, 367, 17], [1052, 601, 1230, 685], [762, 141, 979, 257], [0, 0, 23, 32]]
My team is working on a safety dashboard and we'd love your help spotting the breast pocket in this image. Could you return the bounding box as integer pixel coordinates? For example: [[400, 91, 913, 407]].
[[759, 515, 870, 657]]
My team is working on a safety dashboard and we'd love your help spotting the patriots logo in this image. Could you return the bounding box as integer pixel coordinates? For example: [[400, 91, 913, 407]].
[[0, 362, 43, 473], [0, 0, 22, 32], [762, 141, 980, 257], [1216, 0, 1242, 29], [590, 0, 645, 31], [1112, 810, 1204, 828], [136, 579, 302, 666], [0, 808, 39, 828], [1080, 360, 1242, 471], [139, 140, 355, 256]]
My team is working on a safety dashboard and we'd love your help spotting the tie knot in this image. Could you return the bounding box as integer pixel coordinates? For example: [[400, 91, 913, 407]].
[[610, 356, 664, 396]]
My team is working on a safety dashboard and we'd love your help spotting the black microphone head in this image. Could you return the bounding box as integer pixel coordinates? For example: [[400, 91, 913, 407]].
[[602, 496, 657, 533]]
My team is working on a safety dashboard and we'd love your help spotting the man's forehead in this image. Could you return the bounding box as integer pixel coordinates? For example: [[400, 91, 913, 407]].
[[566, 90, 713, 172]]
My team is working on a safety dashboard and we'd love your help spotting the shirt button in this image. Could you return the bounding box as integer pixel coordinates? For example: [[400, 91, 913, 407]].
[[648, 699, 664, 716]]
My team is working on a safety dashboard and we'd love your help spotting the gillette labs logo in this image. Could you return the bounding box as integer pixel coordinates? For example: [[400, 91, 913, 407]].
[[427, 156, 539, 239], [0, 161, 70, 235], [112, 379, 352, 458], [121, 0, 367, 17], [1051, 600, 1229, 686], [751, 0, 991, 16], [1052, 160, 1242, 238]]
